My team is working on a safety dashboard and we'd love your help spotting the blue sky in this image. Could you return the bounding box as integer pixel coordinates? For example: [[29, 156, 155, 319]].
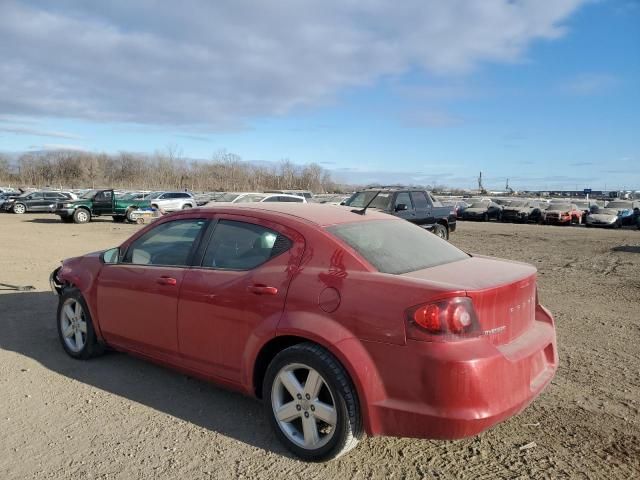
[[0, 0, 638, 190]]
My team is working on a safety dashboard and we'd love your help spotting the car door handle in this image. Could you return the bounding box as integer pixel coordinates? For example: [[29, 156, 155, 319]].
[[157, 276, 177, 286], [247, 284, 278, 295]]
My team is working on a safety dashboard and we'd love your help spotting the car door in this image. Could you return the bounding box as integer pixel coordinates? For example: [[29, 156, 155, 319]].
[[93, 190, 114, 215], [26, 192, 46, 211], [392, 191, 416, 222], [410, 191, 433, 226], [177, 215, 303, 382], [96, 218, 209, 356]]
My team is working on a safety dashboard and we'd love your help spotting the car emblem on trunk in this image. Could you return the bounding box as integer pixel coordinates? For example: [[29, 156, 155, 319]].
[[483, 325, 506, 336]]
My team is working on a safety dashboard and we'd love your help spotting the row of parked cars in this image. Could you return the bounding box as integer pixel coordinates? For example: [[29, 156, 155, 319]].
[[0, 187, 318, 224], [442, 197, 640, 229]]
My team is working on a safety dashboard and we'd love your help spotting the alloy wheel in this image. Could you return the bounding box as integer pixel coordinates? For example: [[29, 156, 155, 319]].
[[271, 363, 338, 450], [13, 204, 25, 214], [59, 298, 87, 353], [76, 210, 89, 223]]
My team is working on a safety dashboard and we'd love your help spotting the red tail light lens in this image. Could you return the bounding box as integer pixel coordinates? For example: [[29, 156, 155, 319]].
[[407, 297, 480, 342]]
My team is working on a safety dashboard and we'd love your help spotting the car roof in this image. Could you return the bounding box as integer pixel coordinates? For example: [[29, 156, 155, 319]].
[[195, 202, 395, 227]]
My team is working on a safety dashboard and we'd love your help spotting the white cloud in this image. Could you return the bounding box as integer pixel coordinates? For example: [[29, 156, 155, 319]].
[[560, 73, 619, 95], [29, 144, 87, 152], [0, 0, 585, 129], [0, 125, 82, 140]]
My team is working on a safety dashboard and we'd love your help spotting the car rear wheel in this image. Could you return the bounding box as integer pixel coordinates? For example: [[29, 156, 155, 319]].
[[57, 289, 104, 360], [263, 343, 362, 461], [12, 203, 26, 214], [432, 223, 449, 240], [73, 208, 90, 224]]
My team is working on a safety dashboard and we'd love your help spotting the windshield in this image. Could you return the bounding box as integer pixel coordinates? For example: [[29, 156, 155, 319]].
[[508, 201, 527, 208], [235, 194, 266, 203], [145, 191, 164, 200], [80, 190, 98, 199], [606, 202, 632, 209], [469, 202, 488, 208], [215, 192, 242, 202], [547, 204, 570, 211], [328, 219, 468, 274], [346, 191, 392, 210]]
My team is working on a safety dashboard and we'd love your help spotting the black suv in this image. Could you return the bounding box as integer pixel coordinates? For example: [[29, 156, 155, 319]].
[[344, 187, 456, 239], [4, 191, 74, 214]]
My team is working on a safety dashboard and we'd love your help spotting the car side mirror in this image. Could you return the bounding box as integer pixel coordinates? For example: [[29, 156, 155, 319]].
[[102, 247, 120, 264], [395, 203, 408, 211]]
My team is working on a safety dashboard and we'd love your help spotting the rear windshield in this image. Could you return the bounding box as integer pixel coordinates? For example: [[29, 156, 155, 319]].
[[327, 219, 468, 274]]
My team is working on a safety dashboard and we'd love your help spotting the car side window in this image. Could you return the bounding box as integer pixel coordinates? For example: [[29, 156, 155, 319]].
[[201, 220, 292, 270], [394, 192, 413, 210], [263, 196, 279, 202], [123, 219, 207, 266], [411, 192, 431, 209], [95, 191, 112, 202]]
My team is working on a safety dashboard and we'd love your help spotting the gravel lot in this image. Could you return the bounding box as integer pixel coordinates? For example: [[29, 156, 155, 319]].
[[1, 213, 639, 479]]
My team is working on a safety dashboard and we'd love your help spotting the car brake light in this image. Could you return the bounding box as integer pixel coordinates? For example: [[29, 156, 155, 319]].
[[406, 297, 480, 342]]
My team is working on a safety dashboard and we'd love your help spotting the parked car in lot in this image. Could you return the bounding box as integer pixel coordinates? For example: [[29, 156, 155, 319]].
[[442, 200, 469, 219], [146, 191, 195, 211], [55, 189, 150, 223], [50, 203, 557, 461], [4, 190, 74, 214], [501, 200, 544, 223], [264, 189, 313, 201], [542, 203, 583, 225], [214, 193, 307, 204], [343, 187, 456, 239], [586, 201, 640, 228], [462, 200, 502, 222]]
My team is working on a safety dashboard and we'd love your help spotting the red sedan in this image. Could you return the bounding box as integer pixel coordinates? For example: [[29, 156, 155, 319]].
[[50, 203, 557, 461]]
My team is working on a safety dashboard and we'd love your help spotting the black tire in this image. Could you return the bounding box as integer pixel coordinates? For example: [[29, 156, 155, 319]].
[[432, 223, 449, 240], [12, 203, 26, 214], [125, 208, 137, 222], [56, 288, 104, 360], [182, 203, 193, 209], [263, 343, 363, 461], [112, 215, 126, 223], [73, 208, 91, 224]]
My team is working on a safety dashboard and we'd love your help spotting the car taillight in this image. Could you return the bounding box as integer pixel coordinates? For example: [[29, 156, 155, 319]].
[[406, 297, 480, 342]]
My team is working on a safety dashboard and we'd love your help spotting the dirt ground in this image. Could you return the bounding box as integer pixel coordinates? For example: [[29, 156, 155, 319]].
[[0, 212, 638, 479]]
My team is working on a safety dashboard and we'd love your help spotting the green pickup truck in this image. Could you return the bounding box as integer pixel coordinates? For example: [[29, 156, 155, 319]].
[[55, 189, 151, 224]]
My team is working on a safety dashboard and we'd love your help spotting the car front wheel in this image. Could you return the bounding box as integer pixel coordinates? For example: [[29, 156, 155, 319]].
[[432, 223, 449, 240], [57, 289, 104, 359], [73, 208, 90, 224], [263, 343, 362, 461], [12, 203, 26, 214]]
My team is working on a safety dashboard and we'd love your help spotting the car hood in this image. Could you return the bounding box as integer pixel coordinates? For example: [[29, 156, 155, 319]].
[[503, 207, 532, 213], [589, 213, 617, 222], [546, 208, 571, 214], [464, 207, 488, 213]]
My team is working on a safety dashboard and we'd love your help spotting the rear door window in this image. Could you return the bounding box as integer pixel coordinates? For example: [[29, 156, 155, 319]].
[[411, 192, 431, 209], [201, 220, 292, 270], [327, 219, 468, 274]]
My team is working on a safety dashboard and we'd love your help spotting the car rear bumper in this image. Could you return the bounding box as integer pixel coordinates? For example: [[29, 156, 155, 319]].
[[364, 305, 557, 439]]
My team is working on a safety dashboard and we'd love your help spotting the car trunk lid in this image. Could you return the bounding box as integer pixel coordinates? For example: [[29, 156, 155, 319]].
[[402, 256, 537, 345]]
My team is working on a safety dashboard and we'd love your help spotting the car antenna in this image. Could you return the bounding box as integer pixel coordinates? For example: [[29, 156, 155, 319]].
[[351, 191, 381, 215]]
